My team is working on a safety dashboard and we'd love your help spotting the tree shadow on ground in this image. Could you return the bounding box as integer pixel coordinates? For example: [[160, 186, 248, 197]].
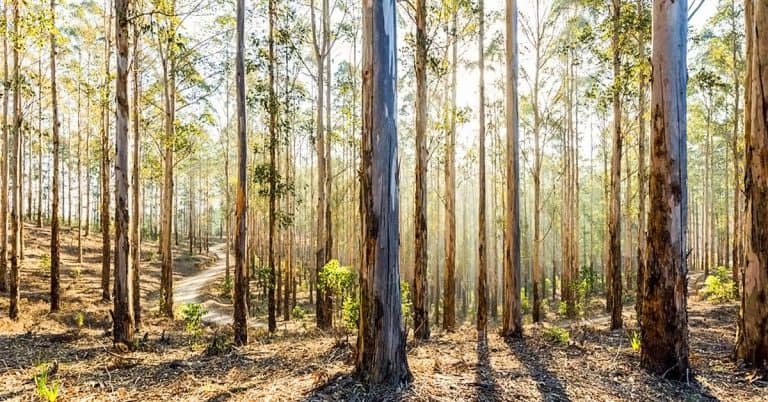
[[474, 331, 500, 401], [506, 337, 571, 402]]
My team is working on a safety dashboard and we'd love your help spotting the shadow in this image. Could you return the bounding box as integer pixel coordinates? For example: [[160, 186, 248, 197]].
[[506, 337, 571, 402], [474, 331, 500, 401]]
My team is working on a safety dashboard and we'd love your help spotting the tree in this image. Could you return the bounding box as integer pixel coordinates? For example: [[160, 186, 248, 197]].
[[640, 0, 689, 379], [233, 0, 249, 346], [101, 2, 113, 302], [267, 0, 277, 334], [50, 0, 61, 313], [502, 0, 522, 338], [357, 0, 411, 385], [606, 0, 623, 330], [736, 0, 768, 368], [442, 2, 458, 332], [113, 0, 134, 347], [476, 0, 488, 334], [8, 0, 21, 320], [412, 0, 429, 340], [0, 3, 8, 294], [131, 9, 142, 328]]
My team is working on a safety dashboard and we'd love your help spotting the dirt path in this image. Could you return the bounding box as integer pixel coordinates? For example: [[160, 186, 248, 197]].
[[175, 243, 244, 327]]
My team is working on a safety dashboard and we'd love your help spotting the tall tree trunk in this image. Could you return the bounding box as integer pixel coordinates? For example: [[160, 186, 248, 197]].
[[1, 3, 10, 293], [501, 0, 522, 338], [607, 0, 623, 330], [737, 0, 768, 368], [640, 0, 689, 378], [131, 16, 142, 327], [412, 0, 429, 340], [635, 15, 648, 322], [357, 0, 411, 385], [37, 58, 43, 228], [101, 2, 113, 302], [76, 66, 83, 264], [159, 0, 176, 317], [233, 0, 249, 345], [114, 0, 134, 347], [8, 0, 21, 319], [443, 8, 457, 332], [49, 0, 61, 313], [267, 0, 277, 333], [476, 0, 489, 334]]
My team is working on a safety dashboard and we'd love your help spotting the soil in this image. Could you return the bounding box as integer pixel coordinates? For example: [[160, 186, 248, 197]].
[[0, 223, 766, 401]]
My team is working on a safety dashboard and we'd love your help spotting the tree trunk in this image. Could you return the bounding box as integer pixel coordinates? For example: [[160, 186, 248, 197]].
[[640, 0, 689, 378], [131, 15, 142, 328], [9, 0, 21, 319], [159, 1, 176, 317], [737, 0, 768, 368], [357, 0, 411, 385], [1, 3, 10, 293], [501, 0, 522, 338], [113, 0, 135, 347], [267, 0, 277, 333], [412, 0, 429, 340], [476, 0, 489, 334], [49, 0, 61, 313], [101, 4, 113, 302], [233, 0, 249, 345], [606, 0, 624, 330], [443, 7, 458, 332]]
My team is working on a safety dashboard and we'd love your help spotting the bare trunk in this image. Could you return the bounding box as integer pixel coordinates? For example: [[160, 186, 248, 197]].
[[8, 0, 21, 319], [607, 0, 623, 330], [357, 0, 411, 384], [101, 2, 113, 302], [476, 0, 488, 333], [50, 0, 61, 313], [640, 0, 689, 378], [267, 0, 277, 333], [131, 16, 142, 328], [1, 3, 10, 293], [443, 9, 457, 332]]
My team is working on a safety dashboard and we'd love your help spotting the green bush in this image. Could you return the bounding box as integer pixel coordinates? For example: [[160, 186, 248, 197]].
[[342, 297, 359, 330], [628, 330, 641, 352], [34, 365, 60, 402], [40, 254, 51, 273], [218, 276, 233, 299], [291, 305, 306, 320], [702, 266, 736, 303], [180, 303, 207, 337], [543, 326, 570, 345], [318, 260, 356, 295], [337, 281, 411, 331], [521, 288, 531, 314]]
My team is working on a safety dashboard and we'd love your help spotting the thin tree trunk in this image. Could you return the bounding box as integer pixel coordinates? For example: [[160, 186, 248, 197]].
[[9, 0, 21, 319], [101, 2, 113, 302], [501, 0, 522, 339], [267, 0, 277, 333], [131, 16, 142, 327], [443, 8, 458, 332], [49, 0, 62, 313], [233, 0, 249, 345], [1, 3, 10, 293], [607, 0, 623, 330], [476, 0, 489, 334]]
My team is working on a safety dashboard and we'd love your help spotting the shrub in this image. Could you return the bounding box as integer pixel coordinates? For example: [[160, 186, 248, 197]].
[[628, 330, 641, 352], [180, 303, 207, 337], [204, 332, 231, 356], [291, 305, 307, 320], [318, 260, 356, 296], [521, 288, 531, 314], [342, 297, 359, 330], [34, 365, 60, 402], [337, 281, 410, 331], [702, 266, 736, 303], [218, 276, 233, 300], [40, 254, 52, 273], [543, 326, 570, 345]]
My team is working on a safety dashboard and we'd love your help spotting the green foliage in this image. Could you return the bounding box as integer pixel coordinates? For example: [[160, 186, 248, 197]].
[[521, 288, 531, 314], [702, 266, 736, 303], [342, 297, 359, 330], [34, 365, 60, 402], [218, 276, 233, 300], [74, 312, 85, 329], [179, 303, 207, 337], [543, 326, 570, 345], [204, 333, 231, 356], [291, 306, 307, 320], [400, 280, 412, 331], [628, 330, 641, 352], [40, 254, 51, 273], [317, 260, 356, 296]]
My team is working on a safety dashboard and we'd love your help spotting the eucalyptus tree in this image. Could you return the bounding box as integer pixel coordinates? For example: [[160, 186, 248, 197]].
[[640, 0, 689, 379], [233, 0, 248, 345], [50, 0, 62, 313], [357, 0, 411, 385], [8, 0, 21, 320]]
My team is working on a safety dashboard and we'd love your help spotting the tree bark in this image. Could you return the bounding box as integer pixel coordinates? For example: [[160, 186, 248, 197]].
[[476, 0, 489, 334], [412, 0, 429, 340], [131, 12, 142, 328], [267, 0, 277, 333], [233, 0, 249, 346], [443, 7, 458, 332], [9, 0, 21, 319], [113, 0, 135, 347], [501, 0, 522, 338], [357, 0, 411, 385], [159, 0, 176, 317], [607, 0, 624, 330], [50, 0, 62, 313], [640, 0, 690, 378], [737, 0, 768, 368], [101, 3, 113, 302], [1, 3, 10, 293]]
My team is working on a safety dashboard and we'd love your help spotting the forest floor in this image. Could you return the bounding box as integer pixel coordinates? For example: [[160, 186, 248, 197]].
[[0, 223, 767, 401]]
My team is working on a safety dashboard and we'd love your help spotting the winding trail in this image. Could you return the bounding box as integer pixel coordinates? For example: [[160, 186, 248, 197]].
[[175, 243, 247, 326]]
